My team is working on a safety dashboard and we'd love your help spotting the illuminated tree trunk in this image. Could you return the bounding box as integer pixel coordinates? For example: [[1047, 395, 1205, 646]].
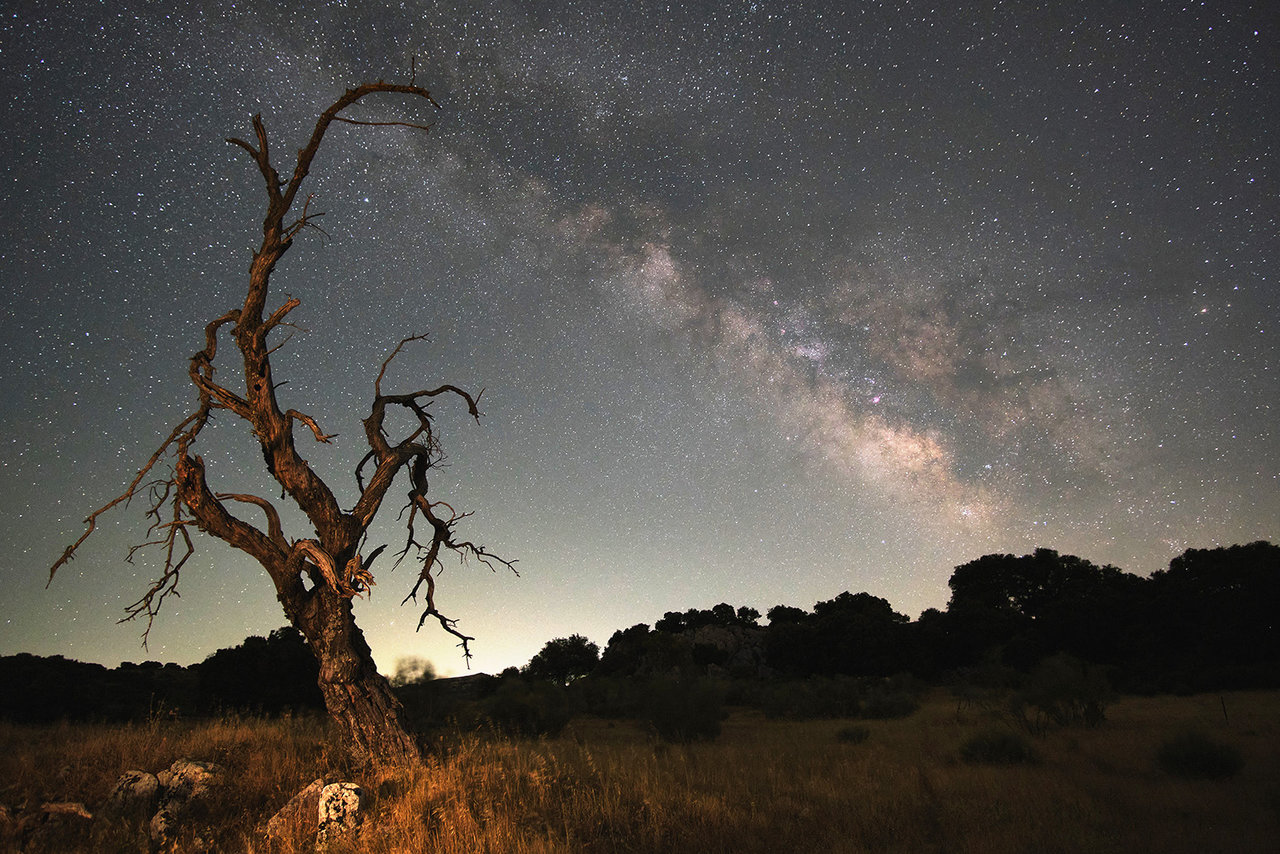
[[299, 592, 420, 766]]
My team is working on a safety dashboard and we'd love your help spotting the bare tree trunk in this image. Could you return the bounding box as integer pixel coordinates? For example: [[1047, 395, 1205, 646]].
[[298, 592, 420, 767]]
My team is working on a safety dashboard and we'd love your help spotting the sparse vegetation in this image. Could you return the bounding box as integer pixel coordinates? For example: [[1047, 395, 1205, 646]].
[[2, 691, 1277, 853], [960, 727, 1039, 765], [640, 676, 726, 743], [1156, 729, 1245, 780], [835, 724, 870, 744]]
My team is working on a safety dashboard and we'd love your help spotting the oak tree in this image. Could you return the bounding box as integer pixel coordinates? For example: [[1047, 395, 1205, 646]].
[[48, 77, 513, 766]]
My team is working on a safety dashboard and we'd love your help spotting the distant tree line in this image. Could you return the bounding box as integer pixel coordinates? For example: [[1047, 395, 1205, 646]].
[[6, 542, 1276, 727], [578, 541, 1279, 694], [400, 541, 1276, 741], [0, 627, 323, 724]]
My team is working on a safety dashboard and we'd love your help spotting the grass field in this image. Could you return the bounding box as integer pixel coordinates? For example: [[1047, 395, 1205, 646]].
[[1, 690, 1277, 852]]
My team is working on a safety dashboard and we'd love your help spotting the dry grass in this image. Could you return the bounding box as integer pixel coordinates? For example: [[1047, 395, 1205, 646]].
[[2, 692, 1278, 852]]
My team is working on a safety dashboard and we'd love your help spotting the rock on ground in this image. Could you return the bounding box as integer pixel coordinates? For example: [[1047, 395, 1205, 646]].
[[106, 769, 160, 814], [266, 778, 325, 844], [316, 782, 363, 851]]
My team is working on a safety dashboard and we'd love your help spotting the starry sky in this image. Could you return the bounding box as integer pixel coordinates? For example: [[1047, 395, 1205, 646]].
[[2, 0, 1276, 677]]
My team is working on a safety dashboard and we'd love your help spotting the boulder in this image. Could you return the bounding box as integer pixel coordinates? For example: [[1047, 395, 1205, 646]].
[[316, 782, 363, 851], [689, 623, 770, 678], [149, 758, 225, 842], [157, 759, 224, 804], [149, 804, 180, 842], [265, 778, 325, 844], [105, 769, 160, 815]]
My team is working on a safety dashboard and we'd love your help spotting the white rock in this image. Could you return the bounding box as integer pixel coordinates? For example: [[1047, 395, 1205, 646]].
[[316, 782, 363, 851]]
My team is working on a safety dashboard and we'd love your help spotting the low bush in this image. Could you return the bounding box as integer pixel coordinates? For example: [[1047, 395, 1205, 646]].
[[642, 676, 725, 742], [758, 676, 920, 721], [960, 728, 1038, 765], [1156, 730, 1244, 779], [1011, 654, 1113, 733], [480, 679, 572, 738], [861, 688, 919, 720]]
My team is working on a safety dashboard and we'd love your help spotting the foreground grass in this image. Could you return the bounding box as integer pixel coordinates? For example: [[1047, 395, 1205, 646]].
[[2, 691, 1278, 852]]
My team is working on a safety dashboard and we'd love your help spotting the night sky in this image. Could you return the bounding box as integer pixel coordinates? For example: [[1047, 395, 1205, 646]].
[[2, 1, 1275, 677]]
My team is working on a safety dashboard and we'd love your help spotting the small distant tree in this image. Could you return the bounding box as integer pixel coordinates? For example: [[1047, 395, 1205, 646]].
[[47, 75, 514, 766], [390, 656, 437, 687], [523, 634, 600, 686]]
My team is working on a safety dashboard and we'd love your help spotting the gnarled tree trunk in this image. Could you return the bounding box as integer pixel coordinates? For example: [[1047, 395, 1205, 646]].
[[297, 592, 420, 766]]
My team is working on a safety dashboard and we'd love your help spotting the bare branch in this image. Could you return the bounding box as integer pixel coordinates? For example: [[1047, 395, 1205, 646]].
[[47, 411, 202, 586], [279, 82, 440, 220], [121, 519, 194, 648], [286, 409, 338, 443], [406, 562, 476, 662], [265, 327, 300, 356], [375, 335, 430, 397], [283, 194, 328, 242], [263, 297, 301, 333], [332, 116, 435, 133], [226, 114, 282, 206], [216, 492, 288, 551]]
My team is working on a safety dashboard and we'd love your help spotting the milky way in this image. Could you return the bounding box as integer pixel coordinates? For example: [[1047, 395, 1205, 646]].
[[2, 1, 1275, 675]]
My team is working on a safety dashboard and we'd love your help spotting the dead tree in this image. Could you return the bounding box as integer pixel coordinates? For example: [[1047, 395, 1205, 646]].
[[48, 78, 514, 767]]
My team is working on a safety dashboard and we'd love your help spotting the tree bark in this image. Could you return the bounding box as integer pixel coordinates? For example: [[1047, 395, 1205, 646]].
[[298, 591, 420, 767]]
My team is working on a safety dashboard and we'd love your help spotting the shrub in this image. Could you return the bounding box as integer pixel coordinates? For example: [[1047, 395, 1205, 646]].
[[642, 677, 725, 742], [481, 679, 572, 738], [960, 728, 1038, 765], [860, 688, 919, 720], [1156, 731, 1244, 779], [757, 677, 867, 720], [1012, 654, 1113, 733]]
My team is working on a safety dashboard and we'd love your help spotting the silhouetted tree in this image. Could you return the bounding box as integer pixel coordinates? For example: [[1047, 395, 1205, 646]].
[[523, 634, 600, 686], [946, 549, 1143, 669], [196, 627, 323, 714], [765, 605, 807, 624], [596, 623, 652, 677], [47, 77, 514, 766], [1143, 541, 1280, 688], [763, 592, 910, 676], [390, 657, 437, 687]]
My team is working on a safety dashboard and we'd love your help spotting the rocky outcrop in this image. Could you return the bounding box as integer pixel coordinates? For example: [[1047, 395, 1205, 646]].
[[688, 623, 771, 678], [108, 758, 225, 843], [2, 759, 224, 849]]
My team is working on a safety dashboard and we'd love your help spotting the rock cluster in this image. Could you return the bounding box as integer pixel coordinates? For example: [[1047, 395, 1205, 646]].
[[2, 761, 367, 851], [104, 758, 225, 844], [1, 758, 224, 849]]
